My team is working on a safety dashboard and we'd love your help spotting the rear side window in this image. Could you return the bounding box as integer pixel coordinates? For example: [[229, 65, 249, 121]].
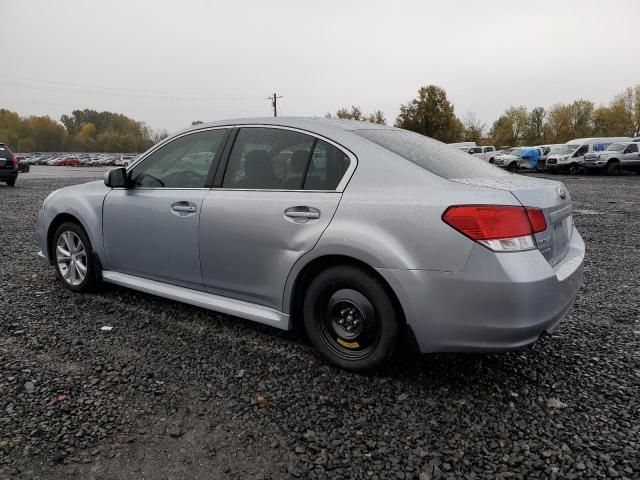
[[304, 140, 350, 190], [354, 129, 509, 179], [222, 128, 351, 190]]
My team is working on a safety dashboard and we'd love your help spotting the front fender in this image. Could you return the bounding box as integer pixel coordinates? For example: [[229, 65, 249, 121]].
[[40, 181, 109, 263]]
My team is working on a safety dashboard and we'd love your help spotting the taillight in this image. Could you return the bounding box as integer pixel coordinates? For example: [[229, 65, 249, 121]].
[[442, 205, 547, 252], [10, 154, 17, 166]]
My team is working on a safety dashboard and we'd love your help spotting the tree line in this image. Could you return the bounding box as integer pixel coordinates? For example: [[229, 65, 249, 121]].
[[0, 108, 169, 153], [3, 84, 638, 152], [329, 84, 640, 146]]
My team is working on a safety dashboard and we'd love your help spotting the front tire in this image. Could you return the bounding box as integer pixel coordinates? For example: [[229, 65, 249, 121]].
[[606, 162, 621, 176], [52, 222, 97, 292], [567, 163, 579, 175], [507, 162, 518, 173], [303, 265, 399, 372], [6, 179, 16, 186]]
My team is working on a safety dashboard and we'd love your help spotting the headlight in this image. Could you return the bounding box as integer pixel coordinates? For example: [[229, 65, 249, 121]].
[[42, 189, 60, 209]]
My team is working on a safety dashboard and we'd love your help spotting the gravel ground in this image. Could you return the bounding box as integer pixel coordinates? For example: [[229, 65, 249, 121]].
[[0, 174, 639, 480]]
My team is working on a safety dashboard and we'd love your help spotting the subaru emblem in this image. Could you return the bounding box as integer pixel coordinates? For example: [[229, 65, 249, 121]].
[[558, 187, 567, 200]]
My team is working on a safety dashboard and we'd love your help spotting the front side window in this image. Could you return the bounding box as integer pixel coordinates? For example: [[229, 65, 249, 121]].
[[575, 145, 589, 156], [222, 128, 350, 190], [129, 129, 227, 188], [626, 143, 638, 153]]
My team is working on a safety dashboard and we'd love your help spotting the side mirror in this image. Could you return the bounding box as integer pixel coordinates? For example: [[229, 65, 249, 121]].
[[104, 167, 129, 188]]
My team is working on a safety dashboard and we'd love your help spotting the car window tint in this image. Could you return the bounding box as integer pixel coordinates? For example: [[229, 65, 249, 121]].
[[130, 129, 227, 188], [304, 140, 350, 190], [627, 143, 638, 152], [223, 128, 315, 189], [354, 128, 509, 179]]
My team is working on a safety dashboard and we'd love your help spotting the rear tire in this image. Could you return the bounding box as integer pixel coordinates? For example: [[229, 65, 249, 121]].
[[303, 265, 399, 372], [6, 179, 15, 186], [52, 222, 98, 292]]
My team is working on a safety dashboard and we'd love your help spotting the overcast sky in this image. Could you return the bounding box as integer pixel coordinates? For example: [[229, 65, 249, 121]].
[[1, 0, 639, 134]]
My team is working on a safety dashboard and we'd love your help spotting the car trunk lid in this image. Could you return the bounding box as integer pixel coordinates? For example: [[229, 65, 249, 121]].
[[450, 175, 573, 266]]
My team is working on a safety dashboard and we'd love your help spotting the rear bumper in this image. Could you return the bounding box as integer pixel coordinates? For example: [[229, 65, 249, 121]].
[[378, 227, 585, 353], [0, 168, 18, 180]]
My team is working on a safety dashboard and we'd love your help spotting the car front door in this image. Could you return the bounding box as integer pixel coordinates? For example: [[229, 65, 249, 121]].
[[623, 143, 640, 166], [102, 127, 229, 290], [199, 126, 354, 310]]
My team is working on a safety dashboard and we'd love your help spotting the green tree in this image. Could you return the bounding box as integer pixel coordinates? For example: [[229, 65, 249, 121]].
[[327, 106, 386, 124], [394, 85, 463, 142], [525, 107, 545, 144], [489, 115, 514, 147], [544, 104, 573, 143], [569, 99, 595, 138], [461, 112, 485, 144]]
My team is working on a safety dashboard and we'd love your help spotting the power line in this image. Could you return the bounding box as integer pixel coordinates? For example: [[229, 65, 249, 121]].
[[268, 93, 283, 117], [0, 75, 265, 102]]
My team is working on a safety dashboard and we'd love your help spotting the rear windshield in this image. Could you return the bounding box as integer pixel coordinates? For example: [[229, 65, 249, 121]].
[[0, 145, 12, 159], [354, 129, 509, 179]]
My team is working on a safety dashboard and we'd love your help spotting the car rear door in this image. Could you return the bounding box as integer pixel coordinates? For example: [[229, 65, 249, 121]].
[[102, 127, 230, 290], [199, 126, 355, 310]]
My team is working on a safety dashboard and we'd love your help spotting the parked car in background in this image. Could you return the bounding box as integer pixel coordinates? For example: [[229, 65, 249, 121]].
[[0, 143, 18, 186], [537, 144, 564, 170], [545, 137, 632, 174], [493, 147, 540, 172], [467, 146, 498, 163], [583, 141, 640, 174], [59, 157, 81, 166], [16, 156, 31, 172], [36, 117, 584, 372]]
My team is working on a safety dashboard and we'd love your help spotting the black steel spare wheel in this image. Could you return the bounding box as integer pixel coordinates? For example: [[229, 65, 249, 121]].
[[320, 289, 380, 359], [303, 265, 398, 371]]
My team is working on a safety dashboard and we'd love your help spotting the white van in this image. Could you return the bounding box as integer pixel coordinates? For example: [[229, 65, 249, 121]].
[[545, 137, 632, 174]]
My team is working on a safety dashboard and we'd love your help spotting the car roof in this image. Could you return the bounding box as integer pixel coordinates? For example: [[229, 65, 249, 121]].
[[174, 116, 393, 140]]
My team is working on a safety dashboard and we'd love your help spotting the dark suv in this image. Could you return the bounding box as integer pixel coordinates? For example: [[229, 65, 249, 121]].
[[0, 143, 18, 186]]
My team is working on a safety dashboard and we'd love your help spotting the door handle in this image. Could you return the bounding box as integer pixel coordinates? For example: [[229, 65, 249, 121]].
[[171, 202, 197, 213], [284, 206, 320, 220]]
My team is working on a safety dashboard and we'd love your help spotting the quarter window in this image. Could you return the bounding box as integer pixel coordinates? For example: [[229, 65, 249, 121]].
[[129, 129, 227, 188]]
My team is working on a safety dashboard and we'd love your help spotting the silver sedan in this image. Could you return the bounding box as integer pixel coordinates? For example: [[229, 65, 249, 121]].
[[37, 118, 585, 371]]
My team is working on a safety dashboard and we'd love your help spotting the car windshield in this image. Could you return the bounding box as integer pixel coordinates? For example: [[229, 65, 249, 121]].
[[605, 143, 626, 152], [551, 144, 579, 155], [509, 148, 524, 157], [354, 128, 509, 179]]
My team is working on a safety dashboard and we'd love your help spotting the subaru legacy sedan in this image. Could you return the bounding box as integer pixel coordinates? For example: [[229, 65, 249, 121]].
[[36, 118, 584, 371]]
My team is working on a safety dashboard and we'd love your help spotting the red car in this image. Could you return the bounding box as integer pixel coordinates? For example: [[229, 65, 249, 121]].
[[59, 157, 81, 166]]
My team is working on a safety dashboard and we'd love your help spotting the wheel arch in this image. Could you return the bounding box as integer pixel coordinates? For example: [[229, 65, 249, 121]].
[[286, 254, 407, 333], [46, 213, 94, 264]]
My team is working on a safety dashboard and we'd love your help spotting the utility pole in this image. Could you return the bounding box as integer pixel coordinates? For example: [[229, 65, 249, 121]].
[[268, 93, 282, 117]]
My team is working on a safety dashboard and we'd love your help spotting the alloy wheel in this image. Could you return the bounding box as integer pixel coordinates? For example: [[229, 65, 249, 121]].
[[56, 231, 88, 286]]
